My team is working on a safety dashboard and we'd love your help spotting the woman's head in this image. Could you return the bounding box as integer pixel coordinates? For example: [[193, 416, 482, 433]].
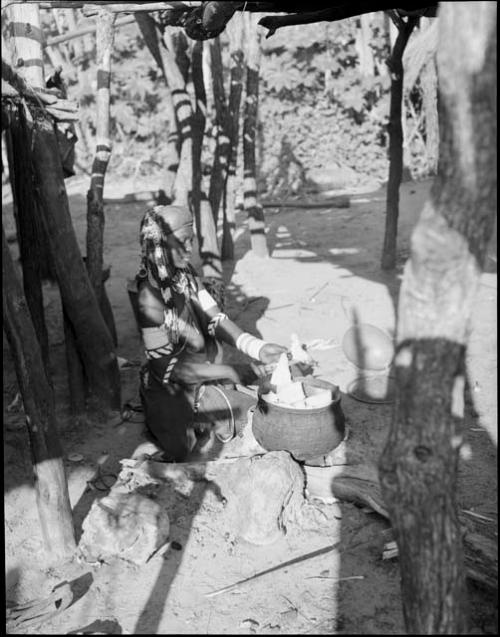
[[140, 205, 194, 271]]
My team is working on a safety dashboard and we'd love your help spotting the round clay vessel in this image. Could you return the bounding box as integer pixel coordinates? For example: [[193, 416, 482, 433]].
[[252, 377, 345, 462]]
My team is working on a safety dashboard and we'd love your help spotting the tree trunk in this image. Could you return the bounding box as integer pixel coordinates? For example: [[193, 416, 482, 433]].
[[32, 113, 121, 413], [381, 14, 418, 270], [3, 225, 76, 561], [243, 13, 268, 257], [379, 2, 497, 634], [135, 12, 179, 200]]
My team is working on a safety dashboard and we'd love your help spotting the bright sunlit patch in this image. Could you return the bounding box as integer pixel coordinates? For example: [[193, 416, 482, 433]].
[[272, 249, 318, 259], [394, 347, 412, 368], [328, 248, 360, 256], [459, 443, 473, 461]]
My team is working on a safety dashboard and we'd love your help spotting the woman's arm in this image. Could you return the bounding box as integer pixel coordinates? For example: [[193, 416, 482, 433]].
[[192, 284, 288, 364], [138, 283, 204, 350], [138, 282, 241, 386], [170, 358, 241, 386]]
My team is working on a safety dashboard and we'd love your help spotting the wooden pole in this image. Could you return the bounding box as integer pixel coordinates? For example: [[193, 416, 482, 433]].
[[31, 112, 121, 412], [30, 1, 204, 12], [6, 2, 45, 88], [221, 12, 245, 261], [86, 8, 115, 305], [420, 55, 438, 175], [161, 28, 193, 207], [380, 13, 418, 270], [191, 38, 223, 284], [208, 36, 229, 224], [379, 2, 496, 632], [6, 1, 120, 413], [133, 16, 223, 281], [243, 13, 268, 257], [134, 13, 179, 200], [3, 225, 76, 561], [5, 2, 85, 413], [44, 14, 135, 47], [62, 305, 87, 415], [191, 40, 206, 246], [4, 3, 53, 371], [355, 13, 375, 77], [4, 103, 50, 372], [85, 8, 120, 349]]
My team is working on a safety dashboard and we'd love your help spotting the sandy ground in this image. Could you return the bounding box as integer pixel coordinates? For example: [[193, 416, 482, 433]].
[[3, 176, 497, 635]]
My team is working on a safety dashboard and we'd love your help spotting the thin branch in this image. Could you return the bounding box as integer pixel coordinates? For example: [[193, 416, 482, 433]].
[[1, 1, 203, 10], [387, 8, 404, 32], [258, 2, 435, 37]]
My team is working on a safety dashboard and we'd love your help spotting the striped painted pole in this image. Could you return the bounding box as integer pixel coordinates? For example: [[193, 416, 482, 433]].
[[86, 8, 116, 303], [243, 12, 268, 257], [6, 1, 45, 88]]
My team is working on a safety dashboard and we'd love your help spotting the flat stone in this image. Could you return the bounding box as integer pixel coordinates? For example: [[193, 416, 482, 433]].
[[79, 490, 170, 565]]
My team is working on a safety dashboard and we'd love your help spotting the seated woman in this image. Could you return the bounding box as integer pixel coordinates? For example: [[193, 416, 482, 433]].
[[136, 204, 287, 462]]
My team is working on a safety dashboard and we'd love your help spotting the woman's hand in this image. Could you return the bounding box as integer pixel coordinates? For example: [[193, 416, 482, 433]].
[[259, 342, 288, 365]]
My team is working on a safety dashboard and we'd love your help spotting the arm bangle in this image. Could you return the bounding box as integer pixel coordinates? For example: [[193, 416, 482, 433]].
[[207, 312, 228, 337], [236, 332, 267, 360]]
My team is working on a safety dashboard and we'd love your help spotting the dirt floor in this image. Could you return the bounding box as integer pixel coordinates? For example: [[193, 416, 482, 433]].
[[3, 176, 497, 635]]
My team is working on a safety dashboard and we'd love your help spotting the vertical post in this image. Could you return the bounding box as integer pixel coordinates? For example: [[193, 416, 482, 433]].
[[47, 9, 76, 81], [381, 13, 418, 270], [86, 8, 119, 350], [243, 13, 268, 257], [4, 104, 50, 372], [3, 226, 76, 561], [161, 28, 193, 208], [7, 2, 45, 88], [379, 2, 496, 632], [208, 36, 228, 223], [134, 13, 179, 200], [5, 3, 50, 371], [31, 113, 121, 412], [191, 39, 207, 238], [191, 39, 223, 285], [6, 1, 120, 414], [221, 12, 245, 261], [86, 8, 115, 305], [63, 305, 87, 415], [355, 14, 375, 77]]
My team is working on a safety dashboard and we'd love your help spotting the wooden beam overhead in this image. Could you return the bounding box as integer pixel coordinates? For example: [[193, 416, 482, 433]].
[[44, 14, 135, 47]]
